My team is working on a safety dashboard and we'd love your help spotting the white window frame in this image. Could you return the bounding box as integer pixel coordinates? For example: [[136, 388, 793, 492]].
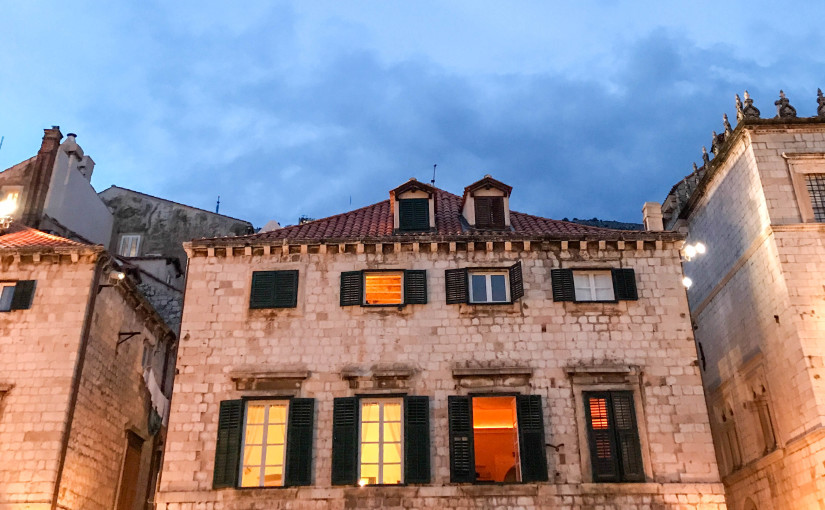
[[363, 271, 404, 306], [469, 271, 510, 303], [0, 283, 15, 312], [359, 398, 404, 485], [239, 400, 289, 488], [118, 234, 141, 257], [573, 270, 615, 302]]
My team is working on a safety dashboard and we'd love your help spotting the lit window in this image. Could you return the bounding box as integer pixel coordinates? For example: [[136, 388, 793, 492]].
[[573, 271, 615, 301], [806, 174, 825, 222], [584, 391, 644, 482], [119, 234, 141, 257], [364, 272, 403, 305], [469, 272, 509, 303], [359, 399, 403, 485], [240, 401, 288, 487], [472, 396, 521, 482]]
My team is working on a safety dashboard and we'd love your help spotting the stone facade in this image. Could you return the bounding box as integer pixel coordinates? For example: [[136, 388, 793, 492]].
[[157, 179, 725, 509], [662, 98, 825, 509], [0, 228, 174, 510]]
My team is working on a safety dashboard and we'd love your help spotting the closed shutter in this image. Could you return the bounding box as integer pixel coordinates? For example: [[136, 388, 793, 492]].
[[509, 261, 524, 302], [516, 395, 548, 482], [584, 392, 620, 482], [551, 269, 575, 301], [10, 280, 36, 310], [611, 392, 644, 481], [448, 396, 475, 483], [490, 197, 505, 227], [340, 271, 363, 306], [284, 398, 315, 486], [445, 269, 468, 304], [213, 400, 243, 488], [331, 397, 359, 485], [474, 197, 493, 228], [399, 199, 430, 231], [250, 271, 299, 308], [404, 396, 431, 484], [404, 270, 427, 305], [612, 268, 638, 301], [273, 270, 299, 308]]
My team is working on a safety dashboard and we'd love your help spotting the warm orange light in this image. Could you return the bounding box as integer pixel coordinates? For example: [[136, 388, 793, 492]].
[[364, 273, 403, 305], [589, 398, 609, 429]]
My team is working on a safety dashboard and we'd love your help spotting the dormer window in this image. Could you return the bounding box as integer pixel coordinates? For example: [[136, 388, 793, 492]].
[[390, 179, 436, 233], [474, 196, 505, 229], [398, 198, 429, 231], [461, 175, 512, 230]]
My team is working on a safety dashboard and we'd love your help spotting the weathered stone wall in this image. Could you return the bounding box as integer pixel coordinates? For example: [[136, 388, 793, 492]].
[[157, 240, 725, 509]]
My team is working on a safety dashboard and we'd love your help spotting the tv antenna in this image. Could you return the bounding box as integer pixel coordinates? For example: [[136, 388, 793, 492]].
[[216, 195, 220, 214], [0, 136, 4, 152], [431, 164, 437, 186]]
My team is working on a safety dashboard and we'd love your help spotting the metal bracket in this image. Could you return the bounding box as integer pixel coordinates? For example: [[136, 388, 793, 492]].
[[117, 332, 141, 347]]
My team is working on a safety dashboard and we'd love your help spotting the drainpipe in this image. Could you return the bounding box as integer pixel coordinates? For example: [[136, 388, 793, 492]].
[[51, 253, 107, 510]]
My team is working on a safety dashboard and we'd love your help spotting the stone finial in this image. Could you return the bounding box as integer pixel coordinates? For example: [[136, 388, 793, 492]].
[[817, 88, 825, 117], [735, 94, 744, 121], [742, 90, 761, 119], [692, 162, 699, 173], [702, 146, 710, 165], [723, 113, 733, 136], [775, 90, 797, 118]]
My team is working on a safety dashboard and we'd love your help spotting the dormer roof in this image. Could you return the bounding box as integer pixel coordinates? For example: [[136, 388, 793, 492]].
[[463, 175, 512, 197], [390, 178, 437, 197]]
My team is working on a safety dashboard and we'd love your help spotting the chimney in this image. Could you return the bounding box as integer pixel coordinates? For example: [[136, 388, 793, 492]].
[[642, 202, 664, 231], [77, 155, 95, 182], [21, 126, 63, 227]]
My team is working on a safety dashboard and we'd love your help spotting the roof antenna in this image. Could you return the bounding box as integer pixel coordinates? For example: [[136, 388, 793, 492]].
[[216, 195, 220, 214], [0, 136, 4, 152], [431, 164, 437, 186]]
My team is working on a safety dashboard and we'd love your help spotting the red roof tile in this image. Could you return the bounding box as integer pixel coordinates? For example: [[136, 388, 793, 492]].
[[0, 223, 88, 249]]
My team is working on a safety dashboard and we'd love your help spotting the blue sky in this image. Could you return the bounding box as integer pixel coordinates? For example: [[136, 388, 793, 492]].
[[1, 2, 824, 227]]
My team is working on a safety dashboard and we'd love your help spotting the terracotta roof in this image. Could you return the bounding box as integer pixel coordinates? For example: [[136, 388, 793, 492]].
[[194, 187, 680, 246], [0, 223, 88, 249]]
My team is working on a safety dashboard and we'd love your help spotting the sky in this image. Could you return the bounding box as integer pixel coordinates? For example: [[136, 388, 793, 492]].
[[1, 2, 824, 228]]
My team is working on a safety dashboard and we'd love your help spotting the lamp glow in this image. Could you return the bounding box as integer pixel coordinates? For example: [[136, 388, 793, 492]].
[[694, 242, 706, 254], [682, 277, 693, 288], [358, 478, 368, 488], [0, 197, 16, 230], [684, 244, 697, 259]]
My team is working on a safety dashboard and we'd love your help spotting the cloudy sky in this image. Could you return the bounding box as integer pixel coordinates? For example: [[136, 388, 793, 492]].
[[1, 2, 824, 227]]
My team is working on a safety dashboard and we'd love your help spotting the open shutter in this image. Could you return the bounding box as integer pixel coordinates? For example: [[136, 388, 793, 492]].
[[611, 392, 645, 481], [273, 270, 299, 308], [551, 269, 575, 302], [474, 197, 492, 227], [399, 199, 429, 231], [213, 400, 243, 488], [516, 395, 548, 482], [10, 280, 36, 310], [404, 396, 430, 484], [284, 398, 314, 486], [584, 392, 620, 482], [250, 271, 277, 309], [448, 396, 475, 483], [509, 261, 524, 302], [612, 268, 638, 301], [340, 271, 363, 307], [445, 269, 468, 304], [404, 270, 427, 305], [331, 397, 359, 485]]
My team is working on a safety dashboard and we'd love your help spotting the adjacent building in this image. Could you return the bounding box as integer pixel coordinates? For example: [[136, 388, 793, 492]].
[[157, 176, 725, 509], [662, 90, 825, 509]]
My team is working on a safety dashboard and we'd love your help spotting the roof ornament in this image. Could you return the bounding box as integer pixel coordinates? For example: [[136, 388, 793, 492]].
[[692, 162, 699, 173], [711, 130, 726, 154], [723, 113, 733, 136], [735, 94, 744, 121], [817, 88, 825, 118], [702, 146, 710, 165], [742, 90, 761, 119], [774, 90, 797, 118]]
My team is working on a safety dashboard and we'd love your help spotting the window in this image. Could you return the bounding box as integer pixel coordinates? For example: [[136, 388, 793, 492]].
[[340, 270, 427, 307], [0, 280, 36, 312], [806, 174, 825, 221], [115, 432, 144, 510], [717, 405, 742, 475], [448, 394, 547, 483], [332, 396, 430, 485], [118, 234, 141, 257], [212, 398, 315, 488], [551, 268, 638, 302], [474, 196, 505, 229], [583, 391, 644, 482], [250, 270, 299, 309], [444, 262, 524, 305], [398, 198, 430, 231]]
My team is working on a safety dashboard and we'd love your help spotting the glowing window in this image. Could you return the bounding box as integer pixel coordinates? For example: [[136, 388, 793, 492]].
[[364, 272, 403, 305], [573, 271, 615, 301], [472, 396, 521, 482], [469, 272, 509, 303], [360, 399, 403, 485], [240, 401, 288, 487]]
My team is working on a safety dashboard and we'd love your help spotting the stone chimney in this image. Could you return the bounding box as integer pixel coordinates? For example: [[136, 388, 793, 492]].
[[77, 155, 95, 181], [642, 202, 664, 231], [21, 126, 62, 227]]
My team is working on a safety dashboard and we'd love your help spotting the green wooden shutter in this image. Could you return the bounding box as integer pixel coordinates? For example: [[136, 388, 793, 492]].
[[474, 197, 492, 228], [551, 269, 575, 302], [516, 395, 548, 482], [404, 270, 427, 305], [509, 261, 524, 302], [612, 268, 638, 301], [490, 197, 505, 228], [10, 280, 36, 310], [611, 392, 645, 481], [273, 270, 299, 308], [399, 199, 429, 231], [213, 400, 243, 488], [448, 396, 475, 483], [404, 396, 430, 484], [284, 398, 314, 486], [331, 397, 359, 485], [340, 271, 363, 306], [583, 392, 620, 482], [250, 271, 277, 309], [445, 269, 468, 304]]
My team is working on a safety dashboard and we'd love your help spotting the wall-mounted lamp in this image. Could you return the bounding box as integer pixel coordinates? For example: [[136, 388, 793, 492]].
[[0, 197, 17, 231], [682, 277, 694, 289], [682, 242, 707, 261]]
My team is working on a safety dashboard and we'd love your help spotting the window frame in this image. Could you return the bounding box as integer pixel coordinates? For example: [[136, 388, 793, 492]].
[[468, 270, 511, 304], [340, 269, 427, 308], [0, 282, 15, 312], [118, 234, 142, 258], [582, 390, 645, 483], [0, 280, 36, 312], [238, 399, 290, 488], [397, 198, 431, 232], [474, 196, 506, 229], [445, 262, 524, 306], [249, 270, 299, 309], [784, 153, 825, 223], [362, 270, 405, 307], [572, 270, 616, 303], [358, 397, 405, 486]]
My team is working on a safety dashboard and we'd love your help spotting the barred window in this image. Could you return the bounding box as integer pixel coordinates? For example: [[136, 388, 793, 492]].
[[805, 174, 825, 222]]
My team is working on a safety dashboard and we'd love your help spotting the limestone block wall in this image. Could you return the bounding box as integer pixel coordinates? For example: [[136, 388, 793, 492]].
[[157, 240, 724, 509]]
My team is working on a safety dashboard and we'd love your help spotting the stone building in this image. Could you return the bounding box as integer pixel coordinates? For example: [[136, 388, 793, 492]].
[[157, 176, 725, 509], [0, 222, 175, 510], [661, 90, 825, 509]]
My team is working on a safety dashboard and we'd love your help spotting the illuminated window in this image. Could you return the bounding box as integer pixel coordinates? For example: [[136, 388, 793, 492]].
[[118, 234, 141, 257], [359, 399, 403, 485], [240, 401, 288, 487], [472, 396, 521, 482], [573, 271, 615, 301], [470, 272, 510, 303], [364, 272, 403, 305], [583, 391, 644, 482]]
